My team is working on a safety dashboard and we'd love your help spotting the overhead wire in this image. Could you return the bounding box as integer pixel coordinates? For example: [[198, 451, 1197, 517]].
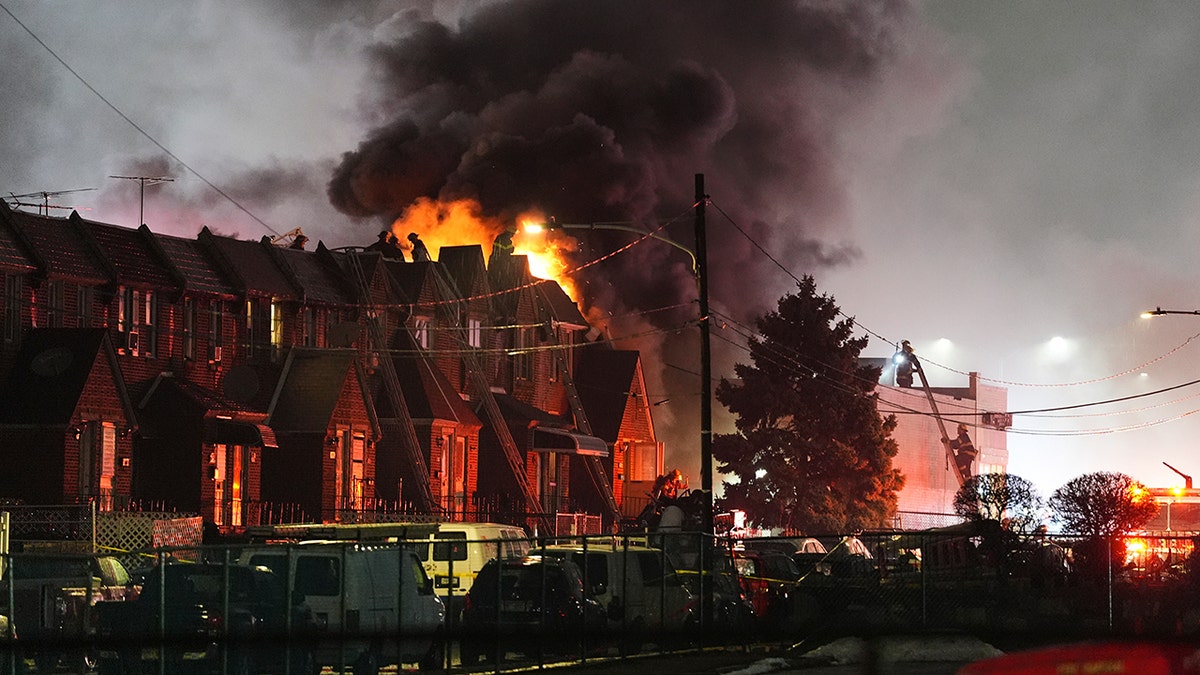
[[709, 197, 1200, 393], [0, 2, 282, 238], [707, 198, 1200, 435]]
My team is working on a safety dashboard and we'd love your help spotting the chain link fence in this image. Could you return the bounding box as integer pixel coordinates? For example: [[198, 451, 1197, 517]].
[[0, 523, 1195, 673]]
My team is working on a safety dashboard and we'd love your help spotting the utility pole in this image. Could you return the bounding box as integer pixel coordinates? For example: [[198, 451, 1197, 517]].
[[695, 173, 713, 531], [694, 173, 715, 637]]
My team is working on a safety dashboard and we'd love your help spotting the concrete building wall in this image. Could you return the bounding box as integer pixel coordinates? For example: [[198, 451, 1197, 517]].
[[876, 371, 1009, 526]]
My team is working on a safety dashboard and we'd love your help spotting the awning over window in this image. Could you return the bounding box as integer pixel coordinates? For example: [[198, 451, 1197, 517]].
[[529, 427, 609, 457], [213, 419, 278, 448]]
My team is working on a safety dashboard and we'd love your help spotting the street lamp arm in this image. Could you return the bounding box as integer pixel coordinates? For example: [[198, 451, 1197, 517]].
[[530, 220, 698, 273], [1141, 307, 1200, 318]]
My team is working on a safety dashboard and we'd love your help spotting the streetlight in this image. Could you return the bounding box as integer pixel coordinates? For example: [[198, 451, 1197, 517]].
[[525, 176, 713, 541], [1141, 307, 1200, 318]]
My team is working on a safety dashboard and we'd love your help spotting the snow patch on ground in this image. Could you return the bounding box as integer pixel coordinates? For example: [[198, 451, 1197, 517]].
[[800, 635, 1004, 664], [726, 657, 793, 674]]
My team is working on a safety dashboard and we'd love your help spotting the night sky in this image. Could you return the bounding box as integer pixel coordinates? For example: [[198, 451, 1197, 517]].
[[4, 1, 1200, 500]]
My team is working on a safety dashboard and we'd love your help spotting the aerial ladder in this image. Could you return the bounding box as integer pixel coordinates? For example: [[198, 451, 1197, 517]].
[[894, 341, 968, 486], [423, 264, 550, 532], [532, 284, 621, 523], [346, 250, 438, 512]]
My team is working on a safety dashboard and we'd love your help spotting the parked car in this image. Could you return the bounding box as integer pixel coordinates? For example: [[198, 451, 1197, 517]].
[[94, 562, 316, 675], [0, 553, 135, 673], [672, 549, 756, 636], [460, 556, 606, 665], [237, 541, 446, 672], [732, 550, 801, 622], [0, 612, 24, 674], [531, 543, 695, 643]]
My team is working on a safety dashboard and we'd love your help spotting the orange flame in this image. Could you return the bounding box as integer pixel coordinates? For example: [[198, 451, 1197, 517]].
[[388, 199, 582, 302], [514, 214, 580, 301]]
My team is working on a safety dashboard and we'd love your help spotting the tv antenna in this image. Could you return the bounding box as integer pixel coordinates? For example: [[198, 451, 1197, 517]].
[[109, 175, 174, 227], [4, 188, 97, 215]]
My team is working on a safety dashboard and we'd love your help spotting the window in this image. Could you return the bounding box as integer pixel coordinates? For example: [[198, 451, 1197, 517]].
[[467, 317, 482, 348], [626, 441, 662, 482], [117, 287, 156, 356], [78, 421, 116, 498], [413, 316, 430, 349], [433, 532, 468, 561], [302, 307, 316, 347], [333, 430, 366, 511], [4, 274, 21, 342], [46, 280, 64, 328], [295, 557, 340, 596], [210, 300, 225, 347], [182, 298, 197, 360], [513, 326, 531, 380], [76, 286, 94, 327], [636, 552, 666, 586], [269, 300, 283, 360], [245, 298, 258, 357]]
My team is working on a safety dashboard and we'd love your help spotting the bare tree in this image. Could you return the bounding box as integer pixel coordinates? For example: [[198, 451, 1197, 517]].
[[953, 472, 1043, 533]]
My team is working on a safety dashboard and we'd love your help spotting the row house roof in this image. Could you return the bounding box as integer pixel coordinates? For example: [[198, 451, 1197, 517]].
[[1, 203, 354, 306], [0, 204, 38, 274], [574, 347, 643, 444], [1, 207, 111, 285], [385, 330, 482, 428], [153, 233, 240, 299], [271, 243, 355, 306], [0, 328, 134, 425], [386, 259, 442, 314], [138, 373, 276, 447], [267, 347, 379, 438], [199, 227, 296, 299], [84, 220, 179, 290], [438, 245, 492, 311], [534, 280, 587, 328]]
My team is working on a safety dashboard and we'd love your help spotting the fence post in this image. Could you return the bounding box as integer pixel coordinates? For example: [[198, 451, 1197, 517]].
[[921, 533, 927, 628], [1107, 536, 1113, 633]]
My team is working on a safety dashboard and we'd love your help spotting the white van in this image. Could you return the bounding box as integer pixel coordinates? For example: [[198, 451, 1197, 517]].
[[237, 542, 445, 673], [405, 522, 531, 622], [533, 542, 695, 636]]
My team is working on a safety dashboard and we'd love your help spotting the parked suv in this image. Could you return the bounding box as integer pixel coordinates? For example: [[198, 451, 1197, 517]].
[[94, 562, 316, 675], [460, 556, 605, 665]]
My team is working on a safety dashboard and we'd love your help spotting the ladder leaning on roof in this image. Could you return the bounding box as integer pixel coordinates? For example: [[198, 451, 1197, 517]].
[[423, 264, 550, 532], [911, 354, 966, 487], [532, 285, 621, 522], [346, 250, 438, 512]]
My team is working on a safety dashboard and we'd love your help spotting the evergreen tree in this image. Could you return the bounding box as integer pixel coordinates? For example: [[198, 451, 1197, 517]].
[[713, 276, 904, 533]]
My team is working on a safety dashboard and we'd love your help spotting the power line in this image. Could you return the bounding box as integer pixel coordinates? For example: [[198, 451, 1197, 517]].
[[0, 2, 281, 237]]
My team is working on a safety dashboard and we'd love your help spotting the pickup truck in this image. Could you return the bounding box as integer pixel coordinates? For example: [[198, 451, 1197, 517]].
[[94, 562, 316, 675]]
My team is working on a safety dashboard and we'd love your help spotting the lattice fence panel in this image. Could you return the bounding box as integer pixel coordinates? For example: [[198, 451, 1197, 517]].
[[95, 512, 203, 570]]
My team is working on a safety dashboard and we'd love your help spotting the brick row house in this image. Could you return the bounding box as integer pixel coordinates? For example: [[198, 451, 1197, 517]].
[[0, 202, 664, 533]]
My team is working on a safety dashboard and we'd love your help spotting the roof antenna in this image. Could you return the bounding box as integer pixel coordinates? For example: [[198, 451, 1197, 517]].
[[4, 187, 96, 215], [109, 175, 174, 227]]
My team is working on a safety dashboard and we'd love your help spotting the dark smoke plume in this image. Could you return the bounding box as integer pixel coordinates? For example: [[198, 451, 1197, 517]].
[[329, 0, 922, 474]]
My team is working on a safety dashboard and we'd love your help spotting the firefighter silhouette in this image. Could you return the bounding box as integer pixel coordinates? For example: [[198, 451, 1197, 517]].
[[893, 340, 919, 387], [407, 232, 432, 262], [489, 230, 515, 269], [949, 423, 978, 478]]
